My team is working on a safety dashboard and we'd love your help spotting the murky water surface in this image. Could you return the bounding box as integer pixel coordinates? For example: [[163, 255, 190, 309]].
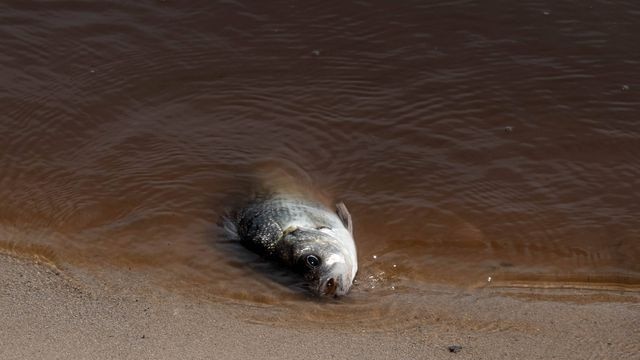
[[1, 0, 639, 325]]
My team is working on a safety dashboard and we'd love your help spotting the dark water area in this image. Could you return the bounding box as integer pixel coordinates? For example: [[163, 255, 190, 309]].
[[1, 0, 639, 325]]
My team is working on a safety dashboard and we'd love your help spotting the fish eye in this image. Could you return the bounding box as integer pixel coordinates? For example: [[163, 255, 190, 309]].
[[305, 254, 321, 268]]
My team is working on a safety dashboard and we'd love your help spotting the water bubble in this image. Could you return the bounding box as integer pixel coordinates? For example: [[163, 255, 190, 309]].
[[622, 85, 630, 91], [372, 255, 377, 259]]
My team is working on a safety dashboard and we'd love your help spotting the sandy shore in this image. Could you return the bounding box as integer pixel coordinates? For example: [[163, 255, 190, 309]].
[[1, 253, 638, 360]]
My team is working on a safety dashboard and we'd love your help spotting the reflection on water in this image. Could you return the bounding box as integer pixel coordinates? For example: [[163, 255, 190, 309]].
[[1, 0, 639, 325]]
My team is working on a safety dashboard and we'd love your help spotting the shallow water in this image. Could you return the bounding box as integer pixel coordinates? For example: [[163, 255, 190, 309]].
[[1, 0, 639, 325]]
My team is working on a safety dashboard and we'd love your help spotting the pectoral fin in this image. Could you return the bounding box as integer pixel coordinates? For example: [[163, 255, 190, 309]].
[[336, 202, 353, 234], [282, 226, 298, 237]]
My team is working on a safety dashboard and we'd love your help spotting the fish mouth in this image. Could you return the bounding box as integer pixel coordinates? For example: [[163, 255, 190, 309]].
[[314, 262, 354, 298], [323, 277, 339, 297], [318, 275, 350, 298]]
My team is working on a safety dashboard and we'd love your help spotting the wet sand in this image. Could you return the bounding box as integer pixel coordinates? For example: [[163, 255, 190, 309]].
[[2, 253, 638, 360]]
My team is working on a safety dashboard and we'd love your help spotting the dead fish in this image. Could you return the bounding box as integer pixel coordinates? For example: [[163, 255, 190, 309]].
[[228, 193, 358, 297]]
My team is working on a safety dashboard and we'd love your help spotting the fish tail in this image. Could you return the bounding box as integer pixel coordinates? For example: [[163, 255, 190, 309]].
[[220, 214, 240, 241]]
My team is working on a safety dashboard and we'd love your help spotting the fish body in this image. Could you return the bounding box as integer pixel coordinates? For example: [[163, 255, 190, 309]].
[[234, 194, 358, 297]]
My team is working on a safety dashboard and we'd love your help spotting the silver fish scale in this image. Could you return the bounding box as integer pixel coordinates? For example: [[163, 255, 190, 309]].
[[236, 197, 334, 260]]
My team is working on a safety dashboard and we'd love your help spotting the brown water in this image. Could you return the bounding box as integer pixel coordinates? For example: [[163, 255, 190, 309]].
[[1, 0, 639, 325]]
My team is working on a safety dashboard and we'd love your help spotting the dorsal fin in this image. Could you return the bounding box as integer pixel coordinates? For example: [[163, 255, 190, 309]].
[[335, 202, 353, 235]]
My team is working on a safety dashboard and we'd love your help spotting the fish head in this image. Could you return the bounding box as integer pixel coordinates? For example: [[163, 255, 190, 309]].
[[284, 228, 356, 297]]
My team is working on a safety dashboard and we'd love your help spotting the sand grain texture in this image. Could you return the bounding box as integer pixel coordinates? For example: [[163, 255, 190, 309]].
[[1, 254, 638, 360]]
